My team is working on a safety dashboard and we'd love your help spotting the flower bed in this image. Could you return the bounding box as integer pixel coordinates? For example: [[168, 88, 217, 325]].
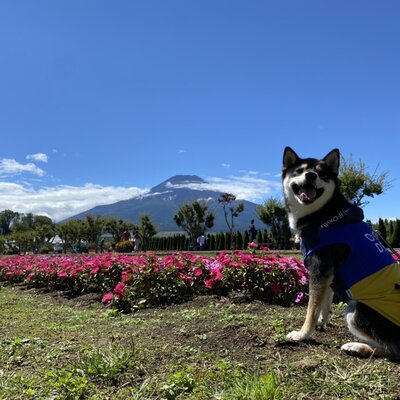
[[0, 250, 308, 311]]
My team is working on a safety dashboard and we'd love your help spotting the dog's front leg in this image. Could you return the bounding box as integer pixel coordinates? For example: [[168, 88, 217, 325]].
[[287, 263, 333, 342], [317, 285, 334, 329]]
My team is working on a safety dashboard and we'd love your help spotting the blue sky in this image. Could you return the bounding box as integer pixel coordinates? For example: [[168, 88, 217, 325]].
[[0, 1, 399, 223]]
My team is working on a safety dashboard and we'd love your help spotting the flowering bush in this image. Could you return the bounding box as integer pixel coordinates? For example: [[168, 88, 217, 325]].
[[0, 250, 309, 311]]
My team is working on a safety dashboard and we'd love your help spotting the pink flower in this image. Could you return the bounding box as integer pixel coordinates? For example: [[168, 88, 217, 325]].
[[211, 268, 223, 281], [90, 266, 100, 275], [204, 278, 215, 289], [193, 268, 203, 277], [248, 242, 258, 249], [113, 282, 126, 297], [102, 292, 114, 304], [295, 291, 305, 304]]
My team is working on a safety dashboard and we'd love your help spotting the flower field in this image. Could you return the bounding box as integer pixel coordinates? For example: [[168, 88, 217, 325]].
[[0, 250, 308, 310]]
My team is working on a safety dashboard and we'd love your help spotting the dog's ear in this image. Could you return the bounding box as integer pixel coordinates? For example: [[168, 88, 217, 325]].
[[323, 149, 340, 175], [283, 147, 300, 169]]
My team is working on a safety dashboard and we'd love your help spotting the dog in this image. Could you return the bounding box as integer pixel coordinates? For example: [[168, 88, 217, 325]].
[[282, 147, 400, 360]]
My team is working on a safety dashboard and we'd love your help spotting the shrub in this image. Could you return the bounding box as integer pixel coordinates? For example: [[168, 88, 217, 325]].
[[115, 240, 134, 253], [39, 244, 53, 254], [0, 250, 312, 311]]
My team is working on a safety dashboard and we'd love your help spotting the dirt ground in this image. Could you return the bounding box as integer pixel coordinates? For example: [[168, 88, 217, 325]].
[[39, 287, 367, 365]]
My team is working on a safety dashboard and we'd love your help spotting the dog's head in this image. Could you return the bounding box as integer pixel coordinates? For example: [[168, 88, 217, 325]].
[[282, 147, 339, 229]]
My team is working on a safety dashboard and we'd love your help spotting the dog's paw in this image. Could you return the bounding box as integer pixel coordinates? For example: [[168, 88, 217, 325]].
[[340, 342, 374, 358], [286, 330, 309, 342]]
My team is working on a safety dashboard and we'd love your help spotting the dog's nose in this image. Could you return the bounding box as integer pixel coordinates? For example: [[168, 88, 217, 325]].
[[305, 172, 317, 181]]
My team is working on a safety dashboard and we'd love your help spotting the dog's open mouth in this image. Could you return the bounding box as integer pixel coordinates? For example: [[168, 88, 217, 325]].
[[292, 183, 324, 204]]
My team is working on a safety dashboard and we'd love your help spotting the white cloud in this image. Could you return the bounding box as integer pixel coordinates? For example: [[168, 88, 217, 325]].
[[166, 173, 282, 203], [0, 159, 45, 177], [207, 175, 282, 202], [26, 153, 48, 163], [221, 163, 231, 169], [0, 182, 149, 222]]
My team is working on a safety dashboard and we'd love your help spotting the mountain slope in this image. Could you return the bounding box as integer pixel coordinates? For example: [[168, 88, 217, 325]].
[[65, 175, 263, 232]]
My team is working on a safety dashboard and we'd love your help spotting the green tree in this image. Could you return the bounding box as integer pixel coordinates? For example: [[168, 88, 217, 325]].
[[243, 230, 250, 247], [33, 223, 55, 250], [209, 234, 216, 251], [11, 213, 54, 233], [256, 230, 263, 245], [104, 217, 135, 245], [389, 219, 400, 248], [0, 210, 19, 235], [339, 154, 391, 207], [218, 193, 244, 249], [10, 231, 35, 254], [138, 214, 157, 251], [0, 236, 6, 254], [173, 201, 214, 249], [56, 219, 87, 252], [236, 231, 243, 250], [85, 215, 106, 250], [376, 218, 387, 243], [11, 213, 35, 232], [225, 232, 231, 250], [219, 233, 226, 250], [257, 198, 291, 249]]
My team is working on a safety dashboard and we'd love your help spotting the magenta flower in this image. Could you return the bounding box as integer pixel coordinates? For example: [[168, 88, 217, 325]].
[[260, 246, 270, 252], [102, 292, 114, 304], [113, 282, 126, 297], [295, 291, 305, 304], [204, 278, 215, 289], [0, 250, 309, 308], [193, 268, 203, 277]]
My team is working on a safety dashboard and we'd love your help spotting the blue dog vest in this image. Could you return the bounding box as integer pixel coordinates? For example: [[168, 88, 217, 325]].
[[301, 209, 400, 326]]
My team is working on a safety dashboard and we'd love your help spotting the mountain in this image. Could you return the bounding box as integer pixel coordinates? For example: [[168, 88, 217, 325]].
[[64, 175, 263, 232]]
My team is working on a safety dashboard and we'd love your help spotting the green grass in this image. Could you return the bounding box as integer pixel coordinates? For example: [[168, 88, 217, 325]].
[[0, 285, 399, 399]]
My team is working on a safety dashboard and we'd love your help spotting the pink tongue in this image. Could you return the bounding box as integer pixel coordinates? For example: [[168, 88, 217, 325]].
[[299, 187, 316, 202]]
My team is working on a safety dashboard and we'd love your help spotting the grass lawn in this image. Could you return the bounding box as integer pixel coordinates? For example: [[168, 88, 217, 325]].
[[1, 284, 399, 399]]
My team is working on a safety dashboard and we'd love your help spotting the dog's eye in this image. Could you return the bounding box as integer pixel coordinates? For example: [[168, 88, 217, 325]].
[[296, 168, 304, 174], [315, 166, 327, 178]]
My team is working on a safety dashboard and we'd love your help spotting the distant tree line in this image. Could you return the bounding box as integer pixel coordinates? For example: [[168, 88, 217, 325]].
[[0, 210, 158, 255], [373, 218, 400, 248], [0, 205, 291, 255], [146, 230, 286, 252]]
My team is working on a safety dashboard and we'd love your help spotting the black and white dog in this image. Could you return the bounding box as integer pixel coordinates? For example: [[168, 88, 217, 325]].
[[282, 147, 400, 360]]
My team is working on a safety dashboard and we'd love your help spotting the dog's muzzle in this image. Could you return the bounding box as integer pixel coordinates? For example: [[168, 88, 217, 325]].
[[292, 183, 324, 204]]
